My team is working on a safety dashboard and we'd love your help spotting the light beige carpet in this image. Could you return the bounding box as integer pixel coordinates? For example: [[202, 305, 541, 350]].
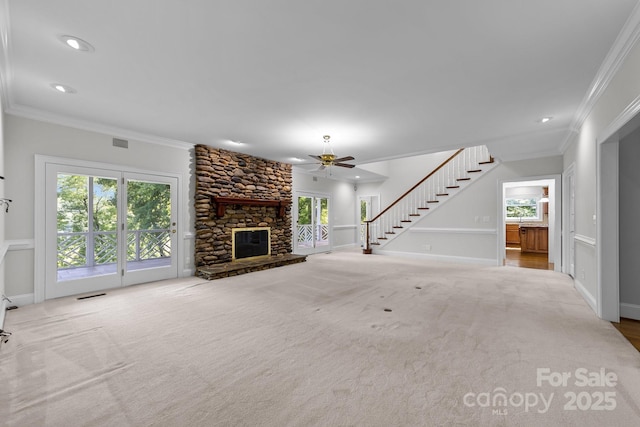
[[1, 249, 640, 426]]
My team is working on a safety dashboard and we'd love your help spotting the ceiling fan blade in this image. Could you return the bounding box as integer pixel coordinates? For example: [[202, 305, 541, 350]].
[[308, 154, 322, 161], [334, 162, 356, 168], [334, 155, 355, 162]]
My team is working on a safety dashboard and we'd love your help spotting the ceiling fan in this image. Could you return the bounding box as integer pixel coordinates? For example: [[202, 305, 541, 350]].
[[308, 135, 355, 170]]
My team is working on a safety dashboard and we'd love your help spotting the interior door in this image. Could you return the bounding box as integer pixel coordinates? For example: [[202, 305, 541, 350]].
[[294, 193, 331, 254], [46, 164, 178, 299]]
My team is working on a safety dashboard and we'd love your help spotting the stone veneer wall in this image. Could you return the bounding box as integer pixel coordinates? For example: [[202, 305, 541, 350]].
[[194, 145, 293, 267]]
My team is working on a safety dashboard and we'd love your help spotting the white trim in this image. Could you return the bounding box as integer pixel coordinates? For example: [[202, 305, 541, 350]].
[[562, 1, 640, 151], [598, 92, 640, 145], [333, 224, 358, 230], [562, 163, 576, 276], [376, 250, 497, 266], [1, 239, 35, 266], [574, 234, 596, 247], [574, 279, 598, 315], [409, 227, 497, 235], [597, 135, 620, 322], [0, 297, 7, 331], [332, 243, 360, 250], [620, 303, 640, 321], [5, 293, 34, 307], [0, 0, 12, 111], [7, 105, 194, 151]]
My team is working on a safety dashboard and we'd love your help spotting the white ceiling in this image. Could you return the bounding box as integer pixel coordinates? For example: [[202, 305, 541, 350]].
[[2, 0, 639, 175]]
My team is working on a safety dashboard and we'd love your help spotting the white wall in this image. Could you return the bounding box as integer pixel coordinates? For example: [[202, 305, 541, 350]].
[[357, 150, 457, 208], [0, 106, 5, 301], [292, 170, 358, 248], [4, 115, 195, 300], [563, 29, 640, 316]]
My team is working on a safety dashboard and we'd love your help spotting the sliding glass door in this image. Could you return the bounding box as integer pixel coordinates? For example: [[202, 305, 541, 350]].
[[294, 192, 331, 254], [46, 164, 177, 299]]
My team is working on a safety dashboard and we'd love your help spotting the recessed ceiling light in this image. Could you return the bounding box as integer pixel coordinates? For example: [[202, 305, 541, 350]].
[[289, 157, 304, 162], [355, 175, 360, 179], [538, 117, 553, 123], [227, 140, 243, 146], [51, 83, 76, 94], [59, 35, 95, 52]]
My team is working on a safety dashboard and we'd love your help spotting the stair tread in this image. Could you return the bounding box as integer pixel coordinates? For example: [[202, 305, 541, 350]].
[[467, 169, 482, 173], [409, 214, 421, 216], [446, 185, 460, 189], [427, 200, 439, 203], [436, 193, 449, 196], [418, 207, 430, 210], [456, 178, 471, 181], [401, 220, 411, 223]]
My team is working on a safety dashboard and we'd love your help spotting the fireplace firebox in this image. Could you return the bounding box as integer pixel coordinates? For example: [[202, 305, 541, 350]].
[[232, 227, 271, 261]]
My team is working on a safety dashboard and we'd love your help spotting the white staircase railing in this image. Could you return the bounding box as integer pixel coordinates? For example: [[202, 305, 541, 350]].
[[363, 145, 493, 253]]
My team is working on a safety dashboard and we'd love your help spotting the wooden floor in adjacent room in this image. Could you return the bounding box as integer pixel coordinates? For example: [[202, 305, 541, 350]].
[[505, 247, 553, 270], [612, 318, 640, 352]]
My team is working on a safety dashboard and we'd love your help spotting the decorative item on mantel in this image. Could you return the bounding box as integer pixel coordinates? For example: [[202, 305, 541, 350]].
[[211, 196, 291, 218]]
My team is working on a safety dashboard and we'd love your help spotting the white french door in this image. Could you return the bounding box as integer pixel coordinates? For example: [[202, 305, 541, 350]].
[[45, 163, 178, 299], [294, 192, 331, 255]]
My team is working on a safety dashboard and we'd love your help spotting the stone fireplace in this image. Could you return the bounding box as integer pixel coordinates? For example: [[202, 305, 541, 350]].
[[194, 145, 305, 279]]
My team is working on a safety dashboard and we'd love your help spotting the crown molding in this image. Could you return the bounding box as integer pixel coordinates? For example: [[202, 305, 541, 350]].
[[597, 91, 640, 144], [563, 0, 640, 152], [6, 104, 195, 150]]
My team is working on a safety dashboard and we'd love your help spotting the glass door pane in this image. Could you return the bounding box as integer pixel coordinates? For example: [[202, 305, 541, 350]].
[[56, 174, 118, 282], [314, 197, 329, 248], [125, 179, 172, 271], [122, 173, 178, 285], [296, 195, 313, 249]]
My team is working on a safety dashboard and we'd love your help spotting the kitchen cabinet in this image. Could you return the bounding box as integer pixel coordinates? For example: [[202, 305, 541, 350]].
[[520, 226, 548, 253], [506, 224, 521, 247]]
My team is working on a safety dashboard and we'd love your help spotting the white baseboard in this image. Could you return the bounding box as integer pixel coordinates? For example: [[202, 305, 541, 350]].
[[6, 293, 34, 307], [574, 279, 597, 314], [332, 243, 360, 250], [620, 303, 640, 320], [375, 250, 498, 266]]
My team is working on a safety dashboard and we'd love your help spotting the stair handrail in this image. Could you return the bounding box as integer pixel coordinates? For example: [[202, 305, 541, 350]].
[[363, 148, 464, 253]]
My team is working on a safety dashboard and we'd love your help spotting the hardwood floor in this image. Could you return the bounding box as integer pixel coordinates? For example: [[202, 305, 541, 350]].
[[612, 318, 640, 352], [504, 247, 554, 270]]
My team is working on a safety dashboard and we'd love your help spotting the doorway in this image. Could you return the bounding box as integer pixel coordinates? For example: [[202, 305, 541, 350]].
[[42, 162, 178, 300], [357, 195, 379, 248], [294, 192, 331, 254], [500, 176, 561, 271]]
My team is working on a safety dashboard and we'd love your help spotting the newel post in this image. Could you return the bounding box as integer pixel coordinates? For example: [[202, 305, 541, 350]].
[[363, 221, 372, 254]]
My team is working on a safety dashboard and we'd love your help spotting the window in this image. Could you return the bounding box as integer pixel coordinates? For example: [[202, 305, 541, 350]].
[[505, 197, 541, 220]]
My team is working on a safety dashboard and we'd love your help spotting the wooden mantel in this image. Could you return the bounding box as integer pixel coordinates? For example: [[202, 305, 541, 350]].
[[211, 196, 291, 218]]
